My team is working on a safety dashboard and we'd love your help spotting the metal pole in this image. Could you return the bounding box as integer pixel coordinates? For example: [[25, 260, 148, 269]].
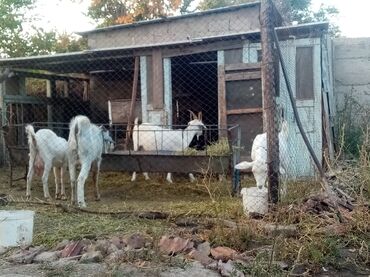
[[261, 0, 279, 204]]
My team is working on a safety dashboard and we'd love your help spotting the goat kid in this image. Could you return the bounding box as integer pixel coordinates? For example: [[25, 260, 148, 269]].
[[131, 111, 206, 183], [25, 125, 68, 200], [235, 120, 289, 190], [68, 115, 114, 208]]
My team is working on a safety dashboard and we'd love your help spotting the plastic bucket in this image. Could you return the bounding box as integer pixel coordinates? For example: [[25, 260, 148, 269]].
[[241, 187, 268, 215], [0, 210, 35, 247]]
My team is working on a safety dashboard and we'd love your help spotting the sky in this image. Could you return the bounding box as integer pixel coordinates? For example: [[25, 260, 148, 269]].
[[30, 0, 370, 38]]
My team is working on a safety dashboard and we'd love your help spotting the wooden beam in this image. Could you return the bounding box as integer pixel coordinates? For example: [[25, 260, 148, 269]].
[[163, 40, 244, 58], [225, 63, 261, 71], [125, 56, 140, 149], [227, 108, 263, 115], [225, 71, 261, 81], [152, 49, 164, 109], [3, 95, 47, 105], [218, 64, 227, 138], [14, 69, 90, 81]]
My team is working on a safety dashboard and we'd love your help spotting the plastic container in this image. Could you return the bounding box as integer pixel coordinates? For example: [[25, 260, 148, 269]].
[[0, 210, 35, 247], [241, 187, 268, 215]]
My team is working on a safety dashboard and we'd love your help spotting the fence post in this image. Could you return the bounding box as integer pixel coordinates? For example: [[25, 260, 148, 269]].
[[261, 0, 279, 204]]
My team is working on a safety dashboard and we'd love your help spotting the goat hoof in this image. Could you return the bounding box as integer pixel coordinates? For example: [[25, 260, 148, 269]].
[[61, 195, 67, 201], [55, 194, 61, 200], [45, 197, 52, 202], [26, 195, 31, 201], [95, 197, 101, 202]]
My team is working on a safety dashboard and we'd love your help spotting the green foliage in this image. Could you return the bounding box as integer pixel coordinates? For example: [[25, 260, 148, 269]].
[[198, 0, 254, 11], [289, 0, 340, 36], [87, 0, 184, 27], [0, 0, 87, 57], [198, 0, 340, 36]]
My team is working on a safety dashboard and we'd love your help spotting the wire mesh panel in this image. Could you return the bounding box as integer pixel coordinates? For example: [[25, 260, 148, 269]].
[[0, 1, 332, 207]]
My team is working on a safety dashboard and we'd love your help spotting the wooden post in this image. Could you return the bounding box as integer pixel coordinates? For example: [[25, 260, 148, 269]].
[[125, 56, 140, 149], [261, 0, 279, 204]]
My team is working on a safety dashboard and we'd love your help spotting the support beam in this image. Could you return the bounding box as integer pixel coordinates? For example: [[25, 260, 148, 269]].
[[261, 0, 279, 204]]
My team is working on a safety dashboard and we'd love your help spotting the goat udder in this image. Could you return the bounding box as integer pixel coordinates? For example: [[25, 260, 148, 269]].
[[34, 154, 44, 176]]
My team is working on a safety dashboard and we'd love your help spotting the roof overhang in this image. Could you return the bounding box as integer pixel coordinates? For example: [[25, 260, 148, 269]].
[[0, 22, 329, 73]]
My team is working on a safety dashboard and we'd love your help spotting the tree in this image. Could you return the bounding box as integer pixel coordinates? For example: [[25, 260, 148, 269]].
[[0, 0, 86, 58], [198, 0, 339, 36], [0, 0, 35, 57], [87, 0, 184, 27]]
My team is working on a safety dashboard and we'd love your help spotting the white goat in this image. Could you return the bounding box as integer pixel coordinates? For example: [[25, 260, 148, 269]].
[[25, 125, 68, 200], [68, 115, 114, 207], [235, 120, 289, 189], [131, 111, 206, 183]]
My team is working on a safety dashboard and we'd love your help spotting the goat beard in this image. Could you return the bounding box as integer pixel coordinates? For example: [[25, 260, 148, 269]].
[[34, 154, 44, 177]]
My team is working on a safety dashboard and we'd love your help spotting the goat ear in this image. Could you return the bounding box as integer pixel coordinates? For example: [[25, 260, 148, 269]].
[[198, 112, 202, 121]]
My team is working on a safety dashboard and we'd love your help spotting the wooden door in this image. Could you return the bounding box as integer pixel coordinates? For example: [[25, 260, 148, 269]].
[[219, 63, 263, 160]]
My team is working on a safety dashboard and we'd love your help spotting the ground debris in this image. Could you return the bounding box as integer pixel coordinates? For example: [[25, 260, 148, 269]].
[[210, 246, 238, 262], [125, 233, 146, 250], [61, 241, 83, 258], [7, 246, 45, 264], [33, 251, 61, 263], [301, 191, 354, 218], [263, 223, 298, 238], [80, 251, 103, 263], [217, 260, 244, 277], [187, 249, 214, 266], [158, 235, 194, 255]]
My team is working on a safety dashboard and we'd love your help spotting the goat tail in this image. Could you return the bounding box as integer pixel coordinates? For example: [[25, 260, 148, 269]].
[[25, 124, 37, 153], [68, 115, 91, 151], [234, 161, 254, 170]]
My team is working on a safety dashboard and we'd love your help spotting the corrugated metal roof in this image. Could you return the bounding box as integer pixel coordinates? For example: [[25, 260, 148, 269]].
[[77, 1, 261, 36]]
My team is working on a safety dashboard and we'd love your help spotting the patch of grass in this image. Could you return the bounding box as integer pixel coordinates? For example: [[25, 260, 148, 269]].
[[38, 262, 75, 277], [236, 251, 285, 277]]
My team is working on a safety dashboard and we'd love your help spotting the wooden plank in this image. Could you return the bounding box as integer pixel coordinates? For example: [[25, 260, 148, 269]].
[[225, 71, 261, 81], [218, 64, 227, 138], [225, 63, 261, 71], [163, 57, 172, 126], [3, 95, 47, 104], [140, 56, 148, 122], [296, 47, 314, 100], [111, 99, 142, 124], [227, 108, 262, 115], [224, 49, 243, 64], [125, 56, 140, 149], [163, 40, 244, 58], [152, 49, 164, 109], [101, 153, 230, 174], [15, 69, 89, 81]]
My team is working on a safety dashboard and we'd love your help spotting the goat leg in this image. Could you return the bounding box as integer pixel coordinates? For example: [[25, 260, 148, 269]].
[[54, 167, 61, 200], [42, 163, 52, 200], [166, 173, 173, 184]]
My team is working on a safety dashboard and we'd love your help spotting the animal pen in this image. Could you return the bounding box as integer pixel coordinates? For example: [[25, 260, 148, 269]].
[[0, 1, 335, 202]]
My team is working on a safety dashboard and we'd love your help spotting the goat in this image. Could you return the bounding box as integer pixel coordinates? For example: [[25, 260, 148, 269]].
[[131, 111, 206, 183], [235, 120, 289, 190], [25, 125, 68, 200], [68, 115, 114, 207]]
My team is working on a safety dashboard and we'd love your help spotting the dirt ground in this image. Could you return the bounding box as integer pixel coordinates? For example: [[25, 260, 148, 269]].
[[1, 167, 369, 276]]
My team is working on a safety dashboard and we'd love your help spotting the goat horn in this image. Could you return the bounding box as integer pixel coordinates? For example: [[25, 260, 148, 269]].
[[188, 110, 197, 120], [198, 112, 202, 121]]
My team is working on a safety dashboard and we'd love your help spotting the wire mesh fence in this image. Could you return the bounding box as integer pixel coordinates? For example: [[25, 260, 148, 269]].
[[0, 1, 333, 208]]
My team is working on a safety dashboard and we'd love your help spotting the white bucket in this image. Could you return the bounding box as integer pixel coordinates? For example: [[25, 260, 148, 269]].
[[241, 187, 268, 216], [0, 210, 35, 247]]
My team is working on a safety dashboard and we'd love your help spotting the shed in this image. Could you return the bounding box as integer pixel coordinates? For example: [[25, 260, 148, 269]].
[[0, 2, 335, 178]]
